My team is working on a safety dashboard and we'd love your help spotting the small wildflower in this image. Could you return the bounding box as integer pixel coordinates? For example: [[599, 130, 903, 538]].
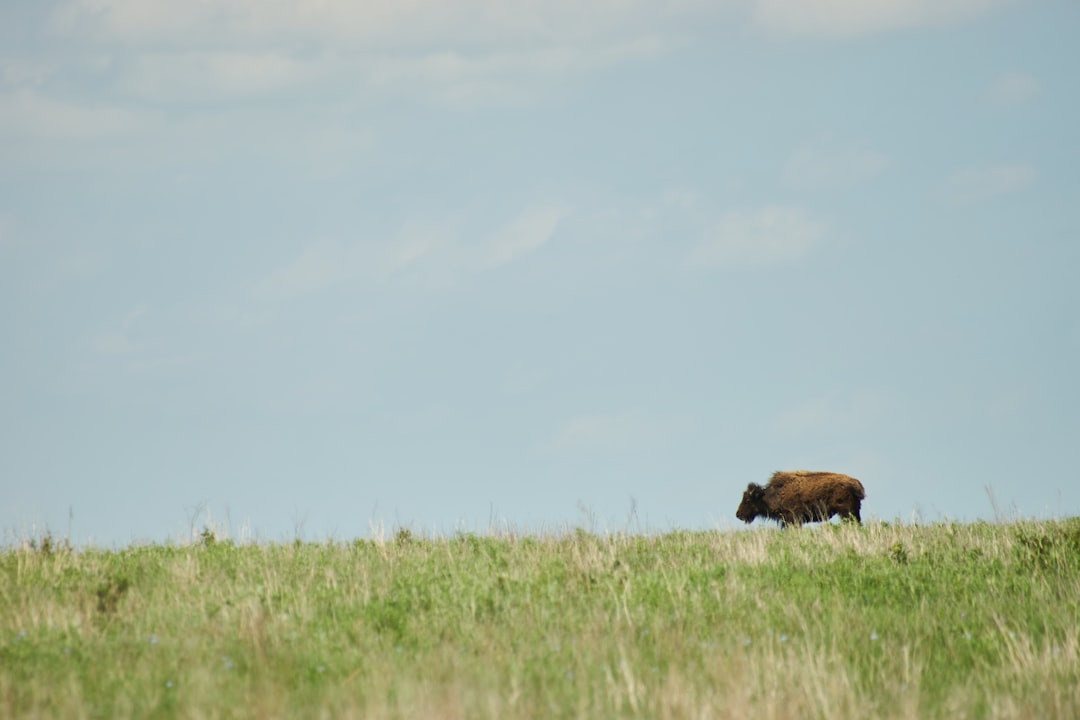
[[222, 657, 234, 670], [317, 665, 326, 673], [780, 634, 789, 643], [963, 632, 972, 641], [565, 671, 574, 681], [165, 680, 174, 689], [148, 635, 159, 646], [742, 637, 752, 647], [870, 631, 880, 642]]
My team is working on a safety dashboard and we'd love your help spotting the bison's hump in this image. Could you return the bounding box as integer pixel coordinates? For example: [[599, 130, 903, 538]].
[[767, 470, 864, 496]]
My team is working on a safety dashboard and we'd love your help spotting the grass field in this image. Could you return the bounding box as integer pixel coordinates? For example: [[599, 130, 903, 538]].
[[2, 519, 1079, 719]]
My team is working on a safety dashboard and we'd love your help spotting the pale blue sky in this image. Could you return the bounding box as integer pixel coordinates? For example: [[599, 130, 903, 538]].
[[2, 0, 1078, 546]]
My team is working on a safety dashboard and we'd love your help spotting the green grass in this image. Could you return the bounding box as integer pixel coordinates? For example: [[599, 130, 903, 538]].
[[2, 520, 1079, 719]]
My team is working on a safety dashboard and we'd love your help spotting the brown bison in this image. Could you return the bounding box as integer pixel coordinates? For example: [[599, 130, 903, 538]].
[[736, 470, 865, 527]]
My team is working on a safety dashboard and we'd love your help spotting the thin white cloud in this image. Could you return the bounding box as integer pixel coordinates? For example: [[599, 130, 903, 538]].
[[50, 0, 716, 48], [480, 203, 571, 269], [753, 0, 1016, 37], [0, 89, 139, 139], [387, 204, 570, 286], [255, 203, 569, 300], [47, 0, 1017, 70], [363, 38, 677, 109], [219, 304, 274, 330], [48, 1, 704, 108], [775, 390, 896, 436], [253, 239, 373, 302], [94, 306, 149, 356], [52, 0, 1011, 45], [691, 206, 825, 269], [123, 52, 320, 102], [988, 71, 1040, 106], [94, 333, 142, 356], [50, 1, 223, 41], [108, 40, 676, 108], [550, 410, 656, 453], [1, 58, 50, 87], [384, 218, 464, 289], [45, 0, 1015, 111], [285, 125, 376, 180], [662, 189, 699, 210], [938, 164, 1035, 207], [783, 140, 891, 192], [501, 367, 552, 396], [365, 41, 668, 87], [389, 218, 456, 273]]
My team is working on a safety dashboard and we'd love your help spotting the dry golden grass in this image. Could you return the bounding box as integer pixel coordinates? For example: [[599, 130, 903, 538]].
[[2, 519, 1078, 719]]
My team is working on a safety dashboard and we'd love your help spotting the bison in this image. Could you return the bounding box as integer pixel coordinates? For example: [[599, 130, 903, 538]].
[[736, 470, 865, 527]]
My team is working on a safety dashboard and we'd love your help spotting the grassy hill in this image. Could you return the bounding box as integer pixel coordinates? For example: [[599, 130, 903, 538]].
[[3, 520, 1078, 719]]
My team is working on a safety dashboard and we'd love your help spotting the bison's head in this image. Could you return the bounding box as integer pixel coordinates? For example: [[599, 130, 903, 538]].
[[736, 483, 766, 524]]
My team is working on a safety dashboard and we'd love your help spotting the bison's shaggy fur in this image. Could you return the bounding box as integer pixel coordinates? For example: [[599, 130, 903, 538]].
[[736, 470, 865, 527]]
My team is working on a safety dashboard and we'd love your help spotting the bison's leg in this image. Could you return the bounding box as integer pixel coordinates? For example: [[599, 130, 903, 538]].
[[847, 492, 863, 524], [831, 490, 862, 525], [839, 506, 862, 524]]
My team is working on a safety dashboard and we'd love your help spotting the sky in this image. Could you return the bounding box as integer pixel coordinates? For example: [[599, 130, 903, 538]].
[[1, 0, 1078, 547]]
